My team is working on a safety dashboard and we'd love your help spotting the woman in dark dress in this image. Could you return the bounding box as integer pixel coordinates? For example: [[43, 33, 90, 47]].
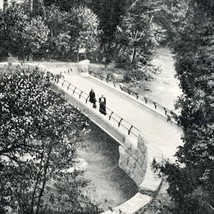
[[99, 95, 106, 115], [89, 89, 97, 108]]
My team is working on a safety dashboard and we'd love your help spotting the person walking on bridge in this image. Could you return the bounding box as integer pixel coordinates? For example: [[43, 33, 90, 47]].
[[89, 89, 97, 108], [99, 94, 107, 115]]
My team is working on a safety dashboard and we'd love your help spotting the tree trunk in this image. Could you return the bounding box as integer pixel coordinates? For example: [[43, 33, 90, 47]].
[[35, 146, 53, 214], [3, 0, 8, 12], [30, 153, 45, 214], [132, 47, 137, 64], [129, 0, 142, 11], [28, 0, 33, 12], [131, 30, 139, 64]]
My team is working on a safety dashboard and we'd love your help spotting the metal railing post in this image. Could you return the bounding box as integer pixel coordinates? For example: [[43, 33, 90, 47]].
[[109, 111, 114, 120], [79, 91, 83, 99], [128, 125, 133, 135], [86, 95, 90, 103], [118, 118, 123, 127], [73, 87, 76, 94], [67, 83, 71, 90], [136, 93, 139, 99]]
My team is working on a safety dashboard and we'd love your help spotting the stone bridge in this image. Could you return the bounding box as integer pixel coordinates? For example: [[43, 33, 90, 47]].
[[52, 65, 183, 214], [1, 62, 183, 214]]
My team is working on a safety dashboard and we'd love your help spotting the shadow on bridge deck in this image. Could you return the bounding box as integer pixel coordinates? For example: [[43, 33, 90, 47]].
[[51, 68, 183, 214]]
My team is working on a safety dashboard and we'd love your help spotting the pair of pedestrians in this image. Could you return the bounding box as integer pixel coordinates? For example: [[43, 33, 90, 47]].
[[89, 89, 107, 115]]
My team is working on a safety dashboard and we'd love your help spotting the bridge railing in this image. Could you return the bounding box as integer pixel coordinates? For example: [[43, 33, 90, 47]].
[[57, 77, 140, 138], [88, 70, 178, 123]]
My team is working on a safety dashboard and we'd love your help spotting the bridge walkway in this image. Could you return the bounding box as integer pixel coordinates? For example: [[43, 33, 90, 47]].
[[50, 67, 183, 213], [59, 71, 182, 163]]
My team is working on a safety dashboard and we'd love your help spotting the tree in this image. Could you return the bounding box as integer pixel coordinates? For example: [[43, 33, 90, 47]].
[[43, 0, 87, 10], [0, 1, 100, 61], [23, 16, 49, 60], [0, 2, 49, 60], [43, 4, 100, 61], [115, 0, 162, 81], [0, 2, 28, 58], [3, 0, 8, 12], [151, 0, 190, 46], [0, 66, 99, 213], [89, 0, 129, 60], [157, 1, 214, 213], [75, 7, 100, 61], [25, 0, 45, 17], [43, 0, 127, 61], [44, 5, 75, 59]]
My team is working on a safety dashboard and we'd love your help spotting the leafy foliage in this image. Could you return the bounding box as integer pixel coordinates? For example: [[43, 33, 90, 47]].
[[147, 0, 190, 46], [76, 7, 100, 61], [0, 66, 99, 213], [156, 1, 214, 213], [89, 0, 129, 61], [43, 5, 76, 59], [44, 4, 100, 61], [43, 0, 88, 10], [23, 16, 50, 59], [115, 0, 162, 82], [0, 2, 49, 60], [0, 1, 100, 62], [44, 0, 129, 62]]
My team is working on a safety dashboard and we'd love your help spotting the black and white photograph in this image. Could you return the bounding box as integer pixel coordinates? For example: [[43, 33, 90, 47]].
[[0, 0, 213, 213]]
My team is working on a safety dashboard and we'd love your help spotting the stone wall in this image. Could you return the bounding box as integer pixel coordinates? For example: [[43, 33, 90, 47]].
[[119, 135, 147, 186]]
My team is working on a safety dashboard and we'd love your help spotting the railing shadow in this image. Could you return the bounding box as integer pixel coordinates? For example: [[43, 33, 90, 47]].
[[57, 77, 140, 138], [88, 70, 178, 124]]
